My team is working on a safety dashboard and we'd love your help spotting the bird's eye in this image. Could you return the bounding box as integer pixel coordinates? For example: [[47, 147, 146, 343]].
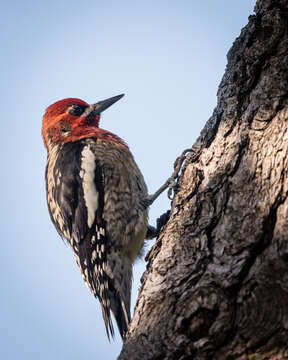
[[61, 126, 70, 133], [68, 105, 86, 116]]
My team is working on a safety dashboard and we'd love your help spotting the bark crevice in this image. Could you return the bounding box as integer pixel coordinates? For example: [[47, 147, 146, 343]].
[[119, 0, 288, 358]]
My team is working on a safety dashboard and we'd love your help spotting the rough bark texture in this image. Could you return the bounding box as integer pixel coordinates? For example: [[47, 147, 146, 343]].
[[119, 0, 288, 359]]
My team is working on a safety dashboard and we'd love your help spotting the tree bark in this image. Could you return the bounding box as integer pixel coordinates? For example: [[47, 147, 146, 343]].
[[119, 0, 288, 359]]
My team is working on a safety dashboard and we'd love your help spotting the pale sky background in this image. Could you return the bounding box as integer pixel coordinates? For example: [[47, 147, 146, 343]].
[[1, 1, 255, 359]]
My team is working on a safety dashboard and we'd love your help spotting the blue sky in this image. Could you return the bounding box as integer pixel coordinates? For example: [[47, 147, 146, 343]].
[[1, 1, 255, 359]]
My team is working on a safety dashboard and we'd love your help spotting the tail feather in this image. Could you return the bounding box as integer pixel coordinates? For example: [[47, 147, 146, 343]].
[[106, 250, 132, 338], [76, 234, 131, 339], [99, 299, 115, 340], [108, 276, 131, 338]]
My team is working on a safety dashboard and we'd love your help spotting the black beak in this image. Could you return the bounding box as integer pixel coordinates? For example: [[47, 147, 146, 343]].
[[92, 94, 125, 114]]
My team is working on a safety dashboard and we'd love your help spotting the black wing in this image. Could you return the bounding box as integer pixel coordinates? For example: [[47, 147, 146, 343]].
[[48, 141, 129, 339]]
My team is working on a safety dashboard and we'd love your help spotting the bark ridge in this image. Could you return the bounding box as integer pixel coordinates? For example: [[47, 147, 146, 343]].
[[119, 1, 288, 358]]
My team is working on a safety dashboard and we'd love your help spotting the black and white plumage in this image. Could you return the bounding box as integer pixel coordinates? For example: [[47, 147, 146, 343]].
[[45, 138, 148, 339]]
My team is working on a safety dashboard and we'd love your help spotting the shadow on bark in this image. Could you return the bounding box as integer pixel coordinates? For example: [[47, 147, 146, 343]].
[[119, 0, 288, 359]]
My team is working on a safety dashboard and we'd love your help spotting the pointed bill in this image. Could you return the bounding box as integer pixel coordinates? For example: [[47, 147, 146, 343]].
[[92, 94, 125, 114]]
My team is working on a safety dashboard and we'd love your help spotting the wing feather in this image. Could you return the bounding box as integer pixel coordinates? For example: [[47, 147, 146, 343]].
[[48, 142, 129, 339]]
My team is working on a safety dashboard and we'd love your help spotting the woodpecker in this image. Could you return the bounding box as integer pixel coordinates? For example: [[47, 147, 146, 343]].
[[42, 94, 151, 339]]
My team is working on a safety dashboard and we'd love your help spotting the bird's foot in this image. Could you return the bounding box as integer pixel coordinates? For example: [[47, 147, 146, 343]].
[[146, 210, 171, 239], [142, 148, 195, 209]]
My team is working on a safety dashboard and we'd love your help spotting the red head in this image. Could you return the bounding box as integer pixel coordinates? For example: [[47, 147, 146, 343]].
[[42, 94, 125, 148]]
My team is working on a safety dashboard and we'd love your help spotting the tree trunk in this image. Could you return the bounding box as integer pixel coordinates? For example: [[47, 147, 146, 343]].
[[119, 0, 288, 359]]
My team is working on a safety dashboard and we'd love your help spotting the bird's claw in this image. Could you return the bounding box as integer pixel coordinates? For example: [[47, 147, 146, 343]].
[[156, 210, 170, 232], [146, 210, 171, 239]]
